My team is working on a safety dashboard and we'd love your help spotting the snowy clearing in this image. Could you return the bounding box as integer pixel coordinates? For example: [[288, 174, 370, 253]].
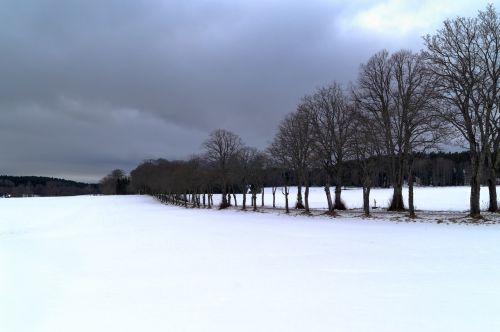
[[1, 195, 500, 332]]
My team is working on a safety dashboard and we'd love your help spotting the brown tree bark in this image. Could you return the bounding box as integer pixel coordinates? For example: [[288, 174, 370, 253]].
[[363, 186, 370, 217], [304, 183, 310, 213], [487, 152, 498, 212], [283, 186, 290, 213], [470, 159, 482, 218], [242, 189, 247, 210], [333, 165, 345, 210], [232, 191, 237, 207], [408, 158, 415, 218], [296, 178, 304, 209], [324, 182, 333, 212], [488, 172, 497, 212], [272, 186, 277, 208]]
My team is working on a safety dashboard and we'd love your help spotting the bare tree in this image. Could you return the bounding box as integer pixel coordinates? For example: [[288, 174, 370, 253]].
[[354, 49, 441, 215], [390, 49, 442, 217], [247, 150, 266, 211], [305, 83, 354, 212], [476, 5, 500, 212], [424, 9, 492, 217], [350, 104, 383, 216], [268, 108, 314, 210], [236, 147, 265, 211], [202, 129, 243, 209], [267, 148, 291, 214], [264, 158, 282, 209], [354, 50, 407, 211]]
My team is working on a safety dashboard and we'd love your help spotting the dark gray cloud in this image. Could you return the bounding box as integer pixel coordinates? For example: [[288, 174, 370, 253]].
[[0, 0, 494, 182]]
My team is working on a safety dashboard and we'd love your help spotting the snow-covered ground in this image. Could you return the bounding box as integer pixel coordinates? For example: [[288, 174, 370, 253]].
[[216, 185, 497, 212], [1, 194, 499, 331]]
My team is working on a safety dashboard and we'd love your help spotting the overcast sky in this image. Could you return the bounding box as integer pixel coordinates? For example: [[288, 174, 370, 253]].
[[0, 0, 497, 182]]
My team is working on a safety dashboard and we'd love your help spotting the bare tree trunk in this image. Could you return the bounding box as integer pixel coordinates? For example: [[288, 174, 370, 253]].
[[296, 180, 304, 209], [388, 158, 405, 211], [363, 186, 370, 217], [334, 183, 342, 208], [333, 183, 344, 210], [304, 183, 310, 213], [487, 153, 498, 212], [323, 174, 334, 213], [221, 181, 228, 208], [389, 160, 405, 211], [408, 158, 415, 218], [232, 191, 237, 207], [194, 191, 198, 207], [252, 191, 257, 211], [325, 185, 333, 212], [488, 172, 497, 212], [389, 184, 404, 211], [333, 166, 345, 210], [242, 187, 247, 210], [261, 187, 264, 207], [283, 186, 290, 213], [470, 159, 482, 218], [203, 193, 206, 207]]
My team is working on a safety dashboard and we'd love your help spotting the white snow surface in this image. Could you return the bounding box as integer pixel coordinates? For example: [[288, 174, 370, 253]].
[[1, 194, 500, 332]]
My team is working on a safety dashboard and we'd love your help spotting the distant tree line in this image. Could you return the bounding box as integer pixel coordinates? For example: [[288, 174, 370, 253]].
[[0, 176, 98, 197], [99, 169, 130, 195], [104, 5, 500, 218]]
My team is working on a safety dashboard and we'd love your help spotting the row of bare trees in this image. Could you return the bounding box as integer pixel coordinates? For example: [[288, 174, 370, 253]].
[[268, 48, 443, 218], [130, 136, 273, 212], [424, 5, 500, 217], [268, 4, 500, 218], [124, 5, 500, 218]]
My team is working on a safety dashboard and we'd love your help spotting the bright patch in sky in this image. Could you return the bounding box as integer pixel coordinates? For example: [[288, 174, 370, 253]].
[[349, 0, 483, 36]]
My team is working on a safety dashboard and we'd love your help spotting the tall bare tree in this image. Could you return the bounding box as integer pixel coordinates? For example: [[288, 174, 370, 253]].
[[355, 49, 441, 215], [202, 129, 243, 209], [390, 49, 442, 217], [424, 10, 491, 217], [350, 104, 383, 216], [305, 83, 354, 212], [355, 50, 408, 211], [236, 147, 266, 211], [476, 5, 500, 212], [268, 107, 314, 209]]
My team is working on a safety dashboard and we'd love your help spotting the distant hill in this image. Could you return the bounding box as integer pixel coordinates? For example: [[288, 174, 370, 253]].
[[0, 175, 99, 197]]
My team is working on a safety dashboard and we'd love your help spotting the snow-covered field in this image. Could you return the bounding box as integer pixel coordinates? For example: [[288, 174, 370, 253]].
[[1, 194, 499, 331], [217, 185, 498, 212]]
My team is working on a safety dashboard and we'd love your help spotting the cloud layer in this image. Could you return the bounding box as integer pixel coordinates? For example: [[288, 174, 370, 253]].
[[0, 0, 493, 181]]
